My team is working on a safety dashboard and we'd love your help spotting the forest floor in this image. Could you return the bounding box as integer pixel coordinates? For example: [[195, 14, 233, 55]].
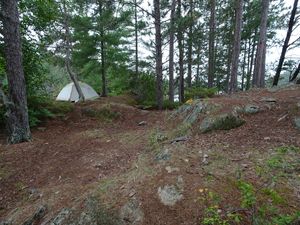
[[0, 86, 300, 225]]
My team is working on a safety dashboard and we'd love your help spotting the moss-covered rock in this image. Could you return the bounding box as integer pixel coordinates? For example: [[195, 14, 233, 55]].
[[199, 113, 245, 133], [244, 104, 260, 114]]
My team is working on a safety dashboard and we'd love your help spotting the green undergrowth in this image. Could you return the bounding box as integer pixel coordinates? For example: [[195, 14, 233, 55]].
[[27, 96, 74, 127], [198, 178, 300, 225], [185, 87, 217, 100], [81, 104, 121, 122]]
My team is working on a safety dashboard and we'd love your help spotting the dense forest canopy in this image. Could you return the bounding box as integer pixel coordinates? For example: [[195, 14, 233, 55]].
[[0, 0, 299, 143]]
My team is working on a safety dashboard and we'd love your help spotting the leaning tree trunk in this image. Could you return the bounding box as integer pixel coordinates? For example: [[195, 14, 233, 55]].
[[168, 0, 176, 103], [208, 0, 216, 88], [253, 0, 270, 88], [62, 0, 85, 101], [273, 0, 298, 86], [229, 0, 244, 93], [178, 0, 185, 103], [0, 0, 31, 144], [154, 0, 163, 109]]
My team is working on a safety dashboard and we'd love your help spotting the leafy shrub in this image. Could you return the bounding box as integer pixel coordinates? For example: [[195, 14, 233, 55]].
[[185, 87, 217, 100], [82, 105, 121, 121], [27, 95, 74, 127]]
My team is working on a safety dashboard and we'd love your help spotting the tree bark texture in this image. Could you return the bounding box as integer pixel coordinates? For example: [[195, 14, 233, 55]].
[[290, 62, 300, 82], [99, 1, 107, 97], [134, 0, 139, 79], [229, 0, 244, 93], [208, 0, 216, 88], [154, 0, 163, 109], [187, 0, 194, 88], [178, 0, 185, 103], [1, 0, 31, 144], [253, 0, 270, 88], [168, 0, 176, 102], [273, 0, 298, 86]]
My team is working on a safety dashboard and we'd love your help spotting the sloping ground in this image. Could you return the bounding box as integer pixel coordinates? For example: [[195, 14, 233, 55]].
[[0, 87, 300, 225], [0, 98, 166, 224]]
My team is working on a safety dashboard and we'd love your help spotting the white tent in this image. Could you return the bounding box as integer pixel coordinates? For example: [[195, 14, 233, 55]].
[[56, 82, 99, 102]]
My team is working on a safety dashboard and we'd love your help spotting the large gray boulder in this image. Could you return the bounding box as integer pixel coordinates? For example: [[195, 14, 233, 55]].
[[199, 113, 245, 133]]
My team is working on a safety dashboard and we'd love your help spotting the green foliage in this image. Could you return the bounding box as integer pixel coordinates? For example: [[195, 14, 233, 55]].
[[149, 129, 168, 150], [134, 73, 156, 104], [237, 181, 256, 208], [81, 105, 121, 122], [271, 212, 300, 225], [161, 100, 181, 110], [27, 96, 74, 127], [185, 87, 217, 100], [266, 146, 300, 173], [203, 207, 229, 225], [262, 188, 284, 204]]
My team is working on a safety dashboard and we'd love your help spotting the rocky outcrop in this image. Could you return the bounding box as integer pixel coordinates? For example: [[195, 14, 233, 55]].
[[199, 113, 245, 133]]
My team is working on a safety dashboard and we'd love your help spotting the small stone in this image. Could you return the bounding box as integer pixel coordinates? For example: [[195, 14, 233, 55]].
[[94, 163, 102, 168], [165, 166, 179, 173], [120, 198, 144, 224], [155, 149, 171, 162], [37, 127, 46, 131], [294, 117, 300, 130], [261, 97, 276, 103], [244, 105, 259, 114], [158, 185, 183, 206], [264, 137, 271, 140], [241, 164, 248, 168], [138, 121, 147, 126], [129, 191, 136, 198]]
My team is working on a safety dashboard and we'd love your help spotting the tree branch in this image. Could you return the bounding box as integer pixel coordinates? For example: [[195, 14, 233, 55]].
[[125, 2, 154, 18]]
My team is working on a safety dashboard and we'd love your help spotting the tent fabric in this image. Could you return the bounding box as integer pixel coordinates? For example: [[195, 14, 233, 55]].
[[56, 82, 99, 102]]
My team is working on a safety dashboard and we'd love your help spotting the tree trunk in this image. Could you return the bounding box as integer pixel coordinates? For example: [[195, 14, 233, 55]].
[[290, 62, 300, 82], [229, 0, 244, 93], [253, 0, 270, 88], [1, 0, 31, 144], [226, 42, 232, 93], [246, 30, 257, 90], [168, 0, 176, 102], [196, 48, 201, 86], [273, 0, 298, 86], [62, 0, 85, 101], [99, 1, 107, 97], [134, 0, 139, 79], [154, 0, 163, 109], [208, 0, 216, 88], [178, 0, 185, 103], [187, 0, 194, 88], [241, 41, 247, 91], [245, 37, 251, 90]]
